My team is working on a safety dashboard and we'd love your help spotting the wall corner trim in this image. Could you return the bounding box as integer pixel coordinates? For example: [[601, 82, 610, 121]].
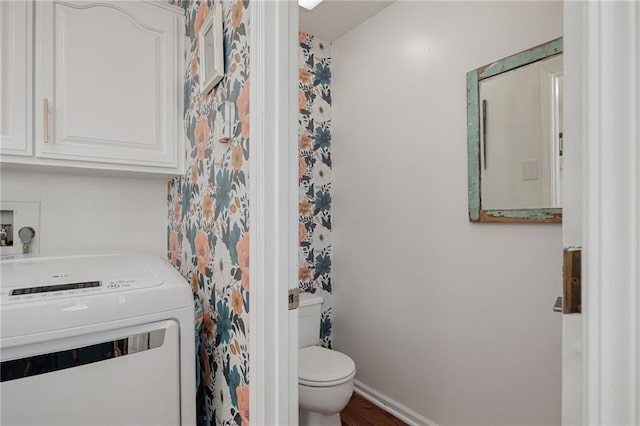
[[249, 1, 299, 425]]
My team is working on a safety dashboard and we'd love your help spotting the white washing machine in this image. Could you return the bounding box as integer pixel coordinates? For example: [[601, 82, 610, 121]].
[[0, 252, 196, 425]]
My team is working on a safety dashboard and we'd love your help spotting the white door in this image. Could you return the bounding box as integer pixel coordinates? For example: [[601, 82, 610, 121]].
[[34, 0, 180, 168], [562, 1, 640, 424], [0, 1, 32, 157]]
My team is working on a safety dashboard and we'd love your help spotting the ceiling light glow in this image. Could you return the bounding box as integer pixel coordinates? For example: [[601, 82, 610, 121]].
[[299, 0, 323, 11]]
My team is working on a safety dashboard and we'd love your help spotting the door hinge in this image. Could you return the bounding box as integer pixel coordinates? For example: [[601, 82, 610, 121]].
[[288, 288, 299, 310], [563, 248, 582, 314]]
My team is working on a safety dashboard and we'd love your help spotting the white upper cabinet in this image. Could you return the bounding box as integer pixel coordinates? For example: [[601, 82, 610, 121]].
[[0, 1, 33, 157], [1, 1, 185, 176]]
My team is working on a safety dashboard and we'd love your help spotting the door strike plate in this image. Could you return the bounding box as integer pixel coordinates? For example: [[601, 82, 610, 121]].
[[288, 288, 299, 310], [563, 248, 581, 314]]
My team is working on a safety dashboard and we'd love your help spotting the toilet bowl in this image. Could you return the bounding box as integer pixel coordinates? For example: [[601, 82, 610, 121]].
[[299, 345, 355, 426], [298, 293, 356, 426]]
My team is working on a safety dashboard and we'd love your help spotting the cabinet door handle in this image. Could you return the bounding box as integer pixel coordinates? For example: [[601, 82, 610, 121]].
[[43, 98, 49, 143]]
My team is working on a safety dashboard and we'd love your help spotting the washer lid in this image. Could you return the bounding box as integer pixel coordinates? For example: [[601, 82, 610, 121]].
[[299, 346, 355, 385], [0, 252, 193, 340]]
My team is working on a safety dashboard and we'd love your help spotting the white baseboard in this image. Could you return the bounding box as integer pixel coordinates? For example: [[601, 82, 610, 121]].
[[353, 379, 438, 426]]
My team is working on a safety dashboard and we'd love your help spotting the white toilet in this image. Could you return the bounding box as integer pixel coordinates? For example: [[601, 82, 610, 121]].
[[298, 292, 356, 426]]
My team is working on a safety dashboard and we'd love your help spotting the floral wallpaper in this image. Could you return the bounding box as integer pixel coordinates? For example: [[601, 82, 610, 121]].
[[298, 32, 333, 348], [167, 1, 250, 425]]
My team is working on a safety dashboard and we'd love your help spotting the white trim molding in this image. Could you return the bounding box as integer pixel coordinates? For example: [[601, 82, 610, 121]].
[[354, 380, 439, 426], [249, 1, 299, 425], [561, 2, 586, 424], [583, 1, 640, 424]]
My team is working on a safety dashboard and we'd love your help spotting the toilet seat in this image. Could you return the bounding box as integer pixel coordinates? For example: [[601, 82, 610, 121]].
[[299, 346, 356, 388]]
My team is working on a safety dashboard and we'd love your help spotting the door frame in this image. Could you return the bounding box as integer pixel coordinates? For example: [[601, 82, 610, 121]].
[[248, 1, 299, 425], [248, 1, 640, 424], [581, 1, 640, 424]]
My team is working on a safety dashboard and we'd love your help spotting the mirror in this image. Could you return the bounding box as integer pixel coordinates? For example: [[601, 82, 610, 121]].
[[199, 4, 224, 95], [467, 38, 563, 223]]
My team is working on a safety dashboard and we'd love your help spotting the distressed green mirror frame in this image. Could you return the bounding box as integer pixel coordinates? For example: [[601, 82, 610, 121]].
[[467, 37, 563, 223]]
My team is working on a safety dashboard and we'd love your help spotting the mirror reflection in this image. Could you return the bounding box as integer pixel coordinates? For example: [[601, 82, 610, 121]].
[[480, 54, 563, 209]]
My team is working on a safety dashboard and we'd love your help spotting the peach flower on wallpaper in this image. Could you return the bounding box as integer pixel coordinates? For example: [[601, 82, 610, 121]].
[[299, 31, 308, 44], [231, 288, 243, 315], [298, 156, 307, 180], [193, 2, 209, 44], [236, 234, 250, 290], [236, 385, 249, 426], [299, 201, 313, 217], [298, 89, 307, 110], [173, 202, 181, 222], [237, 82, 250, 139], [299, 67, 313, 85], [231, 145, 244, 171], [191, 164, 199, 183], [194, 116, 210, 160], [169, 230, 179, 266], [299, 222, 307, 243], [299, 266, 313, 283], [231, 1, 243, 29], [191, 56, 198, 78], [203, 194, 214, 221], [299, 133, 313, 151], [194, 230, 210, 276]]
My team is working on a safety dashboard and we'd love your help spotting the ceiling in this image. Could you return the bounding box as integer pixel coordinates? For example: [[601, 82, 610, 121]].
[[299, 0, 395, 42]]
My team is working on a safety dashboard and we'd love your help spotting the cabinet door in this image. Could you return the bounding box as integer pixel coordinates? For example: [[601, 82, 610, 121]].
[[0, 1, 33, 157], [34, 1, 181, 169]]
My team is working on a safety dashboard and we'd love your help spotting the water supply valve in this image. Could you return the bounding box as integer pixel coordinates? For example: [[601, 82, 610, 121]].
[[0, 227, 8, 246], [18, 227, 36, 254]]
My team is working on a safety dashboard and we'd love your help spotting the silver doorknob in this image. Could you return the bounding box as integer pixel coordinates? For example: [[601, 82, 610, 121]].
[[553, 296, 563, 313]]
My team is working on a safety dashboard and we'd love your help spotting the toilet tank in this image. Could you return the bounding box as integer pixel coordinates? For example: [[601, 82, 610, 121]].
[[298, 292, 323, 348]]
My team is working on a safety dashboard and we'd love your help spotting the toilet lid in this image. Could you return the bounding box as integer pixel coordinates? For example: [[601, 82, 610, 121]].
[[299, 346, 356, 386]]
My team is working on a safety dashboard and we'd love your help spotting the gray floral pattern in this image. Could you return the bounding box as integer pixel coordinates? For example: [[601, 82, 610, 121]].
[[298, 32, 332, 348], [167, 1, 250, 425]]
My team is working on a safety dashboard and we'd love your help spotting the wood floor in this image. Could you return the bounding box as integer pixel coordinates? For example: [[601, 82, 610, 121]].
[[341, 394, 408, 426]]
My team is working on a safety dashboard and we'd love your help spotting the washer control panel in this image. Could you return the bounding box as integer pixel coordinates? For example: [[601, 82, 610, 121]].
[[1, 253, 163, 305], [3, 278, 143, 303], [11, 281, 101, 295]]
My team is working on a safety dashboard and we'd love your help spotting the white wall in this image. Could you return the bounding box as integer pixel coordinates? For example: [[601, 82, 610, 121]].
[[1, 169, 167, 257], [331, 2, 563, 425]]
